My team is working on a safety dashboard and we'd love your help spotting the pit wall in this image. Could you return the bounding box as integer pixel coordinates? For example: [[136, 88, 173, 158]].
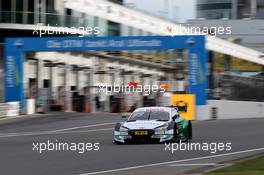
[[196, 100, 264, 120]]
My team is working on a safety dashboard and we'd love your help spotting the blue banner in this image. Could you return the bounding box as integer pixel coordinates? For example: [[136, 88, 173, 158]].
[[4, 35, 207, 108]]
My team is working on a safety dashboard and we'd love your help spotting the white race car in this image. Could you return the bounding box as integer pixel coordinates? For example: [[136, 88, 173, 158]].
[[113, 106, 192, 144]]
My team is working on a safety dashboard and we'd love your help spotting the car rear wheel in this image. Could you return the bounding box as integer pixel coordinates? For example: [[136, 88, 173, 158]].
[[172, 123, 179, 142], [186, 122, 192, 141]]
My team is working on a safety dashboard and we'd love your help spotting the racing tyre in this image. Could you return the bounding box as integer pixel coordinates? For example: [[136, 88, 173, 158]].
[[186, 122, 192, 141], [172, 123, 179, 143]]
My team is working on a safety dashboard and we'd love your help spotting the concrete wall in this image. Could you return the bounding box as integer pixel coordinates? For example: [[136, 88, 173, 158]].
[[196, 100, 264, 120], [196, 105, 212, 121]]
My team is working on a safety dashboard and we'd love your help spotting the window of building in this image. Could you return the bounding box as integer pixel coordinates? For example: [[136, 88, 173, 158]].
[[27, 0, 35, 24], [108, 21, 120, 36], [128, 26, 133, 36], [209, 51, 264, 101], [46, 0, 55, 13], [15, 0, 23, 23], [1, 1, 11, 22]]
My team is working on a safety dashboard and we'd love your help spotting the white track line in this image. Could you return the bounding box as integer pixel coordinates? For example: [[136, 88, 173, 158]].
[[53, 122, 116, 132], [0, 116, 35, 121], [167, 163, 232, 167], [78, 147, 264, 175], [0, 128, 113, 138], [0, 113, 55, 121], [167, 163, 218, 166]]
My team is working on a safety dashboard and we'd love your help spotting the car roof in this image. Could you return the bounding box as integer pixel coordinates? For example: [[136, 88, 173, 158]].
[[134, 106, 174, 113]]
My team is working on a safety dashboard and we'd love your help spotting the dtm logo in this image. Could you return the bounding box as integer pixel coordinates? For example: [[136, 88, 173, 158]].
[[175, 100, 188, 113], [171, 94, 195, 121], [5, 56, 21, 88]]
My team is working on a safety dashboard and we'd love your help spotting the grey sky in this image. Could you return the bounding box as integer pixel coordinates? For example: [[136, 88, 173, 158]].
[[123, 0, 196, 22]]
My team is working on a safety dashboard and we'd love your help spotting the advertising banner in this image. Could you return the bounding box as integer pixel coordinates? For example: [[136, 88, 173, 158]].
[[171, 94, 195, 121], [4, 36, 207, 110], [188, 49, 207, 105]]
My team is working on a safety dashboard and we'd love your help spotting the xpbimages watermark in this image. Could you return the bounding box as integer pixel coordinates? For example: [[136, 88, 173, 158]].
[[32, 24, 101, 37], [164, 141, 232, 154], [32, 140, 100, 154], [98, 82, 168, 95], [163, 24, 232, 37]]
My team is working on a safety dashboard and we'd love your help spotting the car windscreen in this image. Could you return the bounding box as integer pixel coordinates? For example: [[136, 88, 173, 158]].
[[128, 110, 170, 121]]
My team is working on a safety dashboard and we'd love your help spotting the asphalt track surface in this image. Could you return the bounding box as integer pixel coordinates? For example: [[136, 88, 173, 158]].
[[0, 112, 264, 175]]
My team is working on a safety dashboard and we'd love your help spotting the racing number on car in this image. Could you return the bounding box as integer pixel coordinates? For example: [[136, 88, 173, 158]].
[[134, 131, 148, 135]]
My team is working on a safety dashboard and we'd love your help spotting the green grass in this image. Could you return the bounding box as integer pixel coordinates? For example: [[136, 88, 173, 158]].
[[205, 155, 264, 175]]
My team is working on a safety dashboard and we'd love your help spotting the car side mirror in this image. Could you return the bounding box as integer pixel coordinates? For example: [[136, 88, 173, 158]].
[[172, 114, 179, 121]]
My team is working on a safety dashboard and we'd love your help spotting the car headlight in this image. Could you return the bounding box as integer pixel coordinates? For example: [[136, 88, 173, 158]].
[[120, 126, 129, 136], [154, 125, 167, 135]]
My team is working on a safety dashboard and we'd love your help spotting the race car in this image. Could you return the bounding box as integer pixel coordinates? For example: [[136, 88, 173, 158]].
[[113, 106, 192, 144]]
